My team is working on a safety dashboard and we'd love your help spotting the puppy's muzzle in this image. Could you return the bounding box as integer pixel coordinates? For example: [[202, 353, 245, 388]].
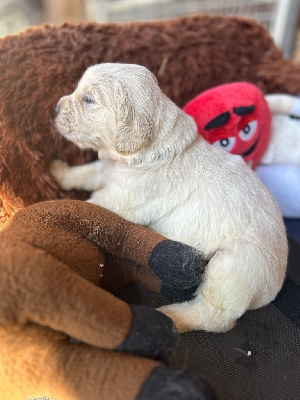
[[55, 95, 70, 114]]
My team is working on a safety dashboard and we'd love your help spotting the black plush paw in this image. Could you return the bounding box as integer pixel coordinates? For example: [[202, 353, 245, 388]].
[[149, 240, 208, 302], [137, 365, 216, 400], [160, 284, 201, 303], [117, 305, 178, 360]]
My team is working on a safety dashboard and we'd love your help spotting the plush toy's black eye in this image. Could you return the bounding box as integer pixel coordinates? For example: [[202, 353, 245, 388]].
[[220, 138, 229, 147], [239, 120, 257, 141], [243, 124, 251, 134], [213, 136, 236, 152]]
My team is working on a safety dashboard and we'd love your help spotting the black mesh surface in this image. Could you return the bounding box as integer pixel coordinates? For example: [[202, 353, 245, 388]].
[[117, 221, 300, 400]]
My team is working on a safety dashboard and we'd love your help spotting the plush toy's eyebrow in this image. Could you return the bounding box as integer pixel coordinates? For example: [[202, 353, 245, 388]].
[[233, 105, 255, 116], [204, 111, 230, 130]]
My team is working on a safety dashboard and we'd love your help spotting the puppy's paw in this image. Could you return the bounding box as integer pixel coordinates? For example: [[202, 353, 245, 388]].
[[159, 303, 237, 333], [50, 159, 74, 190], [50, 159, 70, 172], [157, 303, 198, 333]]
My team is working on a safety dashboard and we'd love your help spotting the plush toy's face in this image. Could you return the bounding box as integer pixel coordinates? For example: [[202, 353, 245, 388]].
[[183, 82, 271, 169]]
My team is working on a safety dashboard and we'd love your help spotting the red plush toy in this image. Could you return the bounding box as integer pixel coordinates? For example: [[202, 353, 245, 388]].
[[183, 82, 271, 169]]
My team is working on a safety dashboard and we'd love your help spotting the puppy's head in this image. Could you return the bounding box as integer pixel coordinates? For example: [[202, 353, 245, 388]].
[[55, 63, 159, 160]]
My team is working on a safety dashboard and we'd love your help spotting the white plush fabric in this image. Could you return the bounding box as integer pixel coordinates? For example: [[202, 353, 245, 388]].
[[51, 63, 288, 333], [256, 164, 300, 218], [257, 94, 300, 218], [263, 94, 300, 166]]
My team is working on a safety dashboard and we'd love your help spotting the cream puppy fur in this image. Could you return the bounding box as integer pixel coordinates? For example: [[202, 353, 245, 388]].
[[52, 63, 288, 333]]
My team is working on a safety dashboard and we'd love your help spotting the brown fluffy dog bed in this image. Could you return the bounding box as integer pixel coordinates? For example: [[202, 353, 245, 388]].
[[1, 15, 300, 224]]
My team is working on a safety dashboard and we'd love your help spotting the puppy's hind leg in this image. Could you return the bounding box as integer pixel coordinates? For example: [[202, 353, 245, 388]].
[[158, 242, 280, 333]]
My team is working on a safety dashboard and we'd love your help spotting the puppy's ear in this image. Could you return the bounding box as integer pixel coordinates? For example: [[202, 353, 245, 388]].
[[114, 82, 155, 154]]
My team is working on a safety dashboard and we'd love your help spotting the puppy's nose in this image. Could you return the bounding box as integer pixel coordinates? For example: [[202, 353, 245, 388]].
[[55, 104, 60, 114]]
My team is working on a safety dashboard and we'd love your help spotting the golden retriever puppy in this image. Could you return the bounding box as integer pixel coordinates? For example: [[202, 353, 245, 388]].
[[51, 63, 288, 333]]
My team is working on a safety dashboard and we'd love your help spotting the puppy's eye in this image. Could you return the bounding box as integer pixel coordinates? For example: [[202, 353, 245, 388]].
[[83, 95, 96, 105]]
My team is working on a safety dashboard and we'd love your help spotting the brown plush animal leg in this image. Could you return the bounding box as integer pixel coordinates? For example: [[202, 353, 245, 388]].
[[2, 324, 156, 400], [0, 324, 158, 400], [16, 199, 207, 303], [0, 224, 176, 361], [0, 324, 215, 400], [0, 199, 207, 357]]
